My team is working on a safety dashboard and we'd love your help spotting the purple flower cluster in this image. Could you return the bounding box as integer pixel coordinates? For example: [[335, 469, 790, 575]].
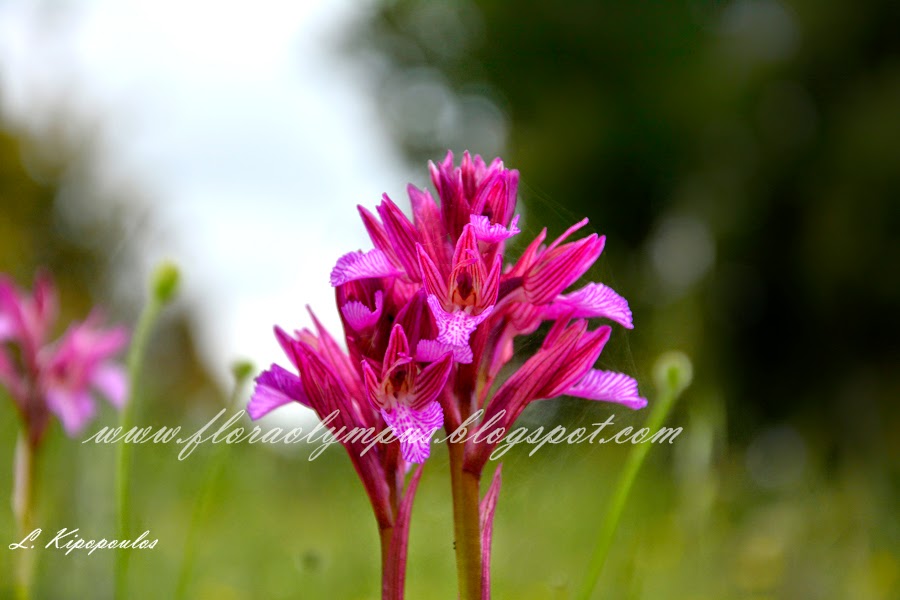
[[250, 151, 645, 467]]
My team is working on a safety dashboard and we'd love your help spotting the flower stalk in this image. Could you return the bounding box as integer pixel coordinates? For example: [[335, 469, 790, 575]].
[[175, 360, 253, 599], [379, 525, 396, 599], [576, 352, 693, 600], [12, 431, 36, 600], [449, 441, 483, 600], [115, 262, 179, 599]]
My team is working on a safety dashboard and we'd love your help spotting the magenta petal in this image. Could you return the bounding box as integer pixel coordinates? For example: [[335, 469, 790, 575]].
[[90, 364, 128, 408], [564, 369, 648, 409], [330, 249, 402, 286], [46, 387, 95, 436], [452, 224, 481, 269], [0, 313, 14, 341], [409, 353, 452, 409], [547, 283, 633, 329], [362, 360, 385, 410], [481, 255, 502, 309], [248, 364, 309, 419], [0, 278, 27, 341], [274, 326, 302, 370], [65, 321, 129, 361], [416, 338, 472, 364], [525, 234, 605, 304], [416, 245, 448, 299], [547, 217, 590, 251], [384, 323, 412, 369], [469, 214, 521, 242], [358, 205, 393, 257], [340, 290, 384, 332], [381, 401, 443, 463], [408, 184, 442, 231], [306, 306, 366, 399], [377, 194, 422, 276], [33, 270, 58, 328], [480, 465, 503, 600]]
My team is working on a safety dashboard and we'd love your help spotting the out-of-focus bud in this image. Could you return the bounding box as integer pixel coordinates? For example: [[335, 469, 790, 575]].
[[653, 351, 693, 398], [152, 261, 181, 304]]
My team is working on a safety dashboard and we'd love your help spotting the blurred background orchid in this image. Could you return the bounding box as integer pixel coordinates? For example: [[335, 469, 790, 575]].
[[0, 273, 128, 446], [0, 270, 127, 598]]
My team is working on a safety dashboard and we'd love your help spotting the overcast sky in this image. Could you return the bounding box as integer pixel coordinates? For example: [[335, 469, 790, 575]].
[[0, 0, 413, 405]]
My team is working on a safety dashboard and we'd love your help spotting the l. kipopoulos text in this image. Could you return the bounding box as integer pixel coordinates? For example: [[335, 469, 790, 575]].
[[10, 528, 158, 556]]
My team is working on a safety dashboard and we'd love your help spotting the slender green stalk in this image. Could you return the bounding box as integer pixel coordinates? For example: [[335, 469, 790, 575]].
[[449, 441, 482, 600], [115, 262, 179, 600], [175, 362, 252, 599], [576, 352, 692, 600], [12, 431, 36, 600]]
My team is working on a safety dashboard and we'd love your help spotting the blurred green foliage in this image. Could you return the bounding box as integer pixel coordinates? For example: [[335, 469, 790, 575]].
[[354, 0, 900, 443]]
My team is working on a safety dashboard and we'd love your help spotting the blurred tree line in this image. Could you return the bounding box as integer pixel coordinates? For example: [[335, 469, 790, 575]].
[[353, 0, 900, 460]]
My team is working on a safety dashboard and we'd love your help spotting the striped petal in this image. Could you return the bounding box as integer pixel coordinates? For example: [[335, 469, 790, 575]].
[[469, 214, 521, 243], [362, 360, 386, 410], [384, 323, 411, 369], [409, 353, 453, 409], [416, 339, 473, 364], [546, 283, 633, 329], [330, 249, 402, 286], [248, 364, 309, 419], [524, 234, 605, 304], [417, 245, 449, 299], [377, 194, 422, 277], [340, 291, 384, 332], [564, 369, 648, 409]]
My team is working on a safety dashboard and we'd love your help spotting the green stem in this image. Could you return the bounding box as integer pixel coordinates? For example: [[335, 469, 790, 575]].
[[449, 441, 482, 600], [114, 295, 163, 600], [175, 375, 247, 599], [575, 353, 691, 600], [12, 431, 36, 600]]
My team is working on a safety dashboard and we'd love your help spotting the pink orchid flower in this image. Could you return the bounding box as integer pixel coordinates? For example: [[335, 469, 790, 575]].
[[251, 151, 647, 599], [0, 272, 128, 447], [265, 149, 646, 459]]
